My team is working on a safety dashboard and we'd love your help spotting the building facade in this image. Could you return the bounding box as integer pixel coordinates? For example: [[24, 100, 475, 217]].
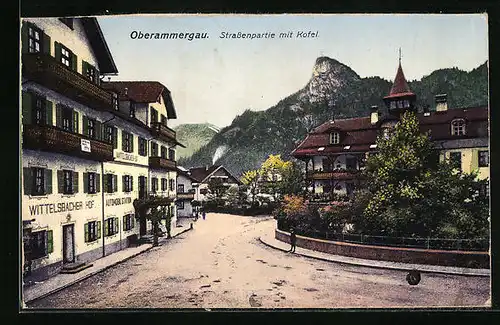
[[176, 168, 197, 218], [21, 17, 183, 281], [187, 165, 241, 203], [292, 60, 489, 200]]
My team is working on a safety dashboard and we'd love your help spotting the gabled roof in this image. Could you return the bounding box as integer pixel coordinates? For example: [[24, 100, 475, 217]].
[[101, 81, 178, 119], [383, 62, 415, 100], [176, 167, 199, 182], [80, 17, 118, 75], [292, 106, 488, 157], [188, 165, 241, 185]]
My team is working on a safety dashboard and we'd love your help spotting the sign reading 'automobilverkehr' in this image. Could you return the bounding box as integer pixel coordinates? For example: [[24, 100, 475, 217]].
[[106, 197, 132, 206]]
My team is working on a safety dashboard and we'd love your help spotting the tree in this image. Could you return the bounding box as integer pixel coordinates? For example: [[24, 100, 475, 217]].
[[259, 154, 293, 200], [207, 177, 228, 200], [279, 160, 306, 197], [360, 110, 489, 239], [133, 196, 174, 246], [241, 170, 260, 206]]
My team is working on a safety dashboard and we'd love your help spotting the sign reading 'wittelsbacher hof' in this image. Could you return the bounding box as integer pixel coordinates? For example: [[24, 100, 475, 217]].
[[28, 200, 95, 216]]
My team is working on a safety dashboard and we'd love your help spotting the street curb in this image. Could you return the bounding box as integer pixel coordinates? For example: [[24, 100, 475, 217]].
[[258, 236, 490, 278], [24, 227, 194, 305]]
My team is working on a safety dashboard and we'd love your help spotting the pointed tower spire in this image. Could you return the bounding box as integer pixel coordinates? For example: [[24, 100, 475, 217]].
[[383, 50, 417, 116]]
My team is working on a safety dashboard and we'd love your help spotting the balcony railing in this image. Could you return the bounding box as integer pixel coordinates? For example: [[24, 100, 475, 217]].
[[22, 53, 113, 111], [177, 192, 195, 200], [306, 168, 361, 180], [150, 122, 176, 143], [22, 123, 114, 162], [148, 156, 177, 171]]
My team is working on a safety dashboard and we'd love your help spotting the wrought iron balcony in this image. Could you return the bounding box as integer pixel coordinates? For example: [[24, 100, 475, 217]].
[[22, 53, 113, 111], [148, 156, 177, 171], [22, 123, 114, 161], [306, 168, 361, 180], [150, 122, 176, 143]]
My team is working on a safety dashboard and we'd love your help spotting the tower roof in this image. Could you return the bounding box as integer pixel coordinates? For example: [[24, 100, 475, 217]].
[[384, 62, 415, 99]]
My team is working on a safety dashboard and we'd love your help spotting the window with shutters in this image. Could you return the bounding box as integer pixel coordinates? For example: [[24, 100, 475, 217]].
[[123, 175, 133, 192], [60, 45, 72, 68], [105, 217, 119, 236], [63, 170, 74, 194], [449, 152, 462, 170], [139, 137, 147, 156], [451, 119, 466, 136], [161, 178, 167, 191], [168, 148, 175, 161], [169, 179, 175, 191], [87, 118, 96, 139], [27, 24, 43, 53], [105, 174, 117, 193], [150, 107, 158, 124], [105, 125, 114, 145], [83, 62, 97, 83], [122, 131, 133, 153], [161, 146, 167, 159], [479, 150, 489, 167], [60, 105, 73, 132], [177, 184, 184, 193], [84, 221, 100, 243], [33, 168, 45, 196], [30, 230, 52, 259], [85, 172, 99, 194], [151, 177, 158, 193], [123, 214, 135, 231], [151, 142, 158, 157], [32, 94, 46, 125]]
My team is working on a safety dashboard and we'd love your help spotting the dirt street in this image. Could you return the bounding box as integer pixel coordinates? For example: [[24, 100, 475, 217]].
[[27, 213, 490, 309]]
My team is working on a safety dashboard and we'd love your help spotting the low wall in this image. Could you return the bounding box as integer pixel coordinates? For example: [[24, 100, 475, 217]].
[[276, 229, 490, 268]]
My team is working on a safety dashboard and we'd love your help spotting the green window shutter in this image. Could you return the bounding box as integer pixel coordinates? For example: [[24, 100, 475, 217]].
[[130, 176, 134, 192], [104, 219, 109, 236], [115, 217, 119, 233], [44, 169, 52, 194], [72, 171, 79, 193], [47, 230, 53, 254], [73, 110, 79, 134], [96, 120, 102, 141], [21, 21, 28, 54], [121, 130, 126, 151], [22, 91, 33, 125], [56, 104, 62, 128], [23, 167, 33, 196], [130, 134, 134, 152], [96, 173, 101, 193], [42, 32, 51, 55], [145, 139, 148, 155], [131, 215, 135, 228], [45, 100, 53, 126], [113, 175, 118, 192], [112, 127, 118, 149], [84, 223, 89, 242], [71, 52, 78, 72], [123, 215, 126, 230], [57, 170, 64, 193], [97, 221, 102, 239], [82, 60, 88, 76], [54, 42, 61, 62], [103, 174, 109, 193], [82, 115, 88, 136], [145, 177, 148, 196], [83, 172, 89, 193], [122, 175, 126, 192]]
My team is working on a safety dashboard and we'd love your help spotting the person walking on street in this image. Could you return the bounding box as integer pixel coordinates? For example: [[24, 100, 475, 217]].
[[202, 211, 206, 220], [288, 228, 296, 253]]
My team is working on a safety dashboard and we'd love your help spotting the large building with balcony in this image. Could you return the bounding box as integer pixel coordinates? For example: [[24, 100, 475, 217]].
[[21, 17, 183, 282], [291, 60, 489, 200]]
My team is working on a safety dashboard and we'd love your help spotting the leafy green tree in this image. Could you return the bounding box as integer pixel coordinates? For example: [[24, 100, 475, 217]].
[[133, 196, 173, 246], [241, 170, 260, 206]]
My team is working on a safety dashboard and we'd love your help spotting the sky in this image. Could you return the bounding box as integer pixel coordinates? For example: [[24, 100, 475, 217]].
[[97, 14, 488, 128]]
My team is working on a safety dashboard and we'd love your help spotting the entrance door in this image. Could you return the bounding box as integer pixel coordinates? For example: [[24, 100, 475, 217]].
[[62, 224, 75, 264]]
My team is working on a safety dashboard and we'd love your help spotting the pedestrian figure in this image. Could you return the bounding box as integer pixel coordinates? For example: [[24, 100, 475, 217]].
[[202, 211, 206, 220], [288, 228, 296, 253]]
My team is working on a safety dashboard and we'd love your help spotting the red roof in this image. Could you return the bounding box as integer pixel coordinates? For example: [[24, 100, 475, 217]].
[[292, 106, 488, 157], [383, 63, 415, 99]]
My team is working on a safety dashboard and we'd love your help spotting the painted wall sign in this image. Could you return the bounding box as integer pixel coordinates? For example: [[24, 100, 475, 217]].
[[116, 152, 138, 162], [28, 200, 95, 216], [106, 197, 133, 206]]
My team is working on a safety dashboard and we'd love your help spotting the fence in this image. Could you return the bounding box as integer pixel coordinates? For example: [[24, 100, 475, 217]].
[[277, 222, 489, 252]]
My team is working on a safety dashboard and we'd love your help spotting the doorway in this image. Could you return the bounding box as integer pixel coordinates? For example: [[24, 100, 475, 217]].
[[62, 224, 75, 264]]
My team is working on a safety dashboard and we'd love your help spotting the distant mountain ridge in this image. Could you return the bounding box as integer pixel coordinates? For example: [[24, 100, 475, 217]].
[[174, 123, 218, 159], [178, 57, 488, 177]]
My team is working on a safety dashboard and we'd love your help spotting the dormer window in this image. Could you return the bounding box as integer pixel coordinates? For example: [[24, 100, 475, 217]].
[[330, 132, 340, 144], [451, 119, 466, 136]]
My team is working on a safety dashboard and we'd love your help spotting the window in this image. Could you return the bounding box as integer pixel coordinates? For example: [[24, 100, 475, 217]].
[[85, 172, 99, 194], [150, 107, 158, 124], [122, 131, 134, 153], [449, 152, 462, 170], [169, 179, 175, 191], [151, 177, 158, 193], [479, 150, 489, 167], [105, 125, 113, 144], [129, 103, 136, 118], [32, 95, 46, 125], [123, 214, 135, 231], [200, 188, 208, 195], [87, 118, 96, 139], [63, 170, 73, 194], [346, 157, 357, 170], [123, 175, 133, 192], [105, 217, 119, 237], [330, 132, 340, 144], [397, 100, 403, 109], [451, 119, 466, 136], [177, 184, 185, 193], [139, 137, 148, 156], [34, 168, 45, 196], [82, 61, 99, 85], [161, 146, 167, 159], [61, 105, 73, 132], [151, 142, 158, 157], [390, 101, 396, 109], [84, 221, 101, 243], [161, 178, 168, 191], [112, 93, 119, 111], [105, 174, 118, 193], [27, 24, 42, 53], [23, 167, 52, 196], [177, 201, 185, 210], [59, 18, 74, 29], [60, 45, 72, 68], [168, 148, 175, 161], [30, 230, 53, 259], [57, 170, 78, 194]]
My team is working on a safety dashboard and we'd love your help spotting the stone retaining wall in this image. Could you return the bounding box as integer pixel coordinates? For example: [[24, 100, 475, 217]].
[[276, 229, 490, 268]]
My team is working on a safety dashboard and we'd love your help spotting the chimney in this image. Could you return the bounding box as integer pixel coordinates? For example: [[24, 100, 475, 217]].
[[370, 105, 379, 125], [435, 94, 448, 111]]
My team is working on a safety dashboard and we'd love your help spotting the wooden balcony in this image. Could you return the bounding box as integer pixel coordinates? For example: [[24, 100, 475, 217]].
[[176, 192, 195, 200], [22, 53, 113, 111], [148, 156, 177, 171], [306, 169, 361, 180], [22, 123, 114, 161], [150, 122, 176, 143]]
